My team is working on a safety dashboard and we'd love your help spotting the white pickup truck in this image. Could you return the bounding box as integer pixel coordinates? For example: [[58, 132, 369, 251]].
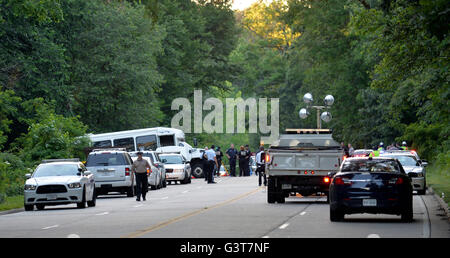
[[266, 129, 344, 203]]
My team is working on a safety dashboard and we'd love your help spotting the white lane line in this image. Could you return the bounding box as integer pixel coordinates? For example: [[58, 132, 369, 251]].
[[161, 196, 169, 200], [367, 234, 381, 238], [67, 234, 81, 238], [300, 211, 306, 216], [279, 223, 289, 229], [133, 204, 144, 208], [95, 212, 109, 216], [417, 196, 431, 238], [262, 235, 270, 238], [42, 225, 59, 230], [181, 190, 189, 194]]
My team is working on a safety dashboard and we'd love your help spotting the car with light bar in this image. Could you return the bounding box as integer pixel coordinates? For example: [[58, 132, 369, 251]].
[[129, 151, 167, 189], [158, 153, 191, 184], [380, 151, 427, 195], [85, 148, 135, 197], [265, 129, 344, 203], [24, 159, 96, 211], [329, 157, 413, 222]]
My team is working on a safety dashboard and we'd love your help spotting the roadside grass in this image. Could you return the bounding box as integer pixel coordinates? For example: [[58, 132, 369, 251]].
[[0, 195, 23, 212], [427, 164, 450, 206]]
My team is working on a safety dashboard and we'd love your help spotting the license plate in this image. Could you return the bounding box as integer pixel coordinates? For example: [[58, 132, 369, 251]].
[[282, 184, 291, 190], [47, 194, 57, 200], [363, 199, 377, 207]]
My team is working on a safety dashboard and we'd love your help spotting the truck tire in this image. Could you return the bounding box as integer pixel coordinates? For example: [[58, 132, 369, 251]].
[[191, 162, 204, 178], [267, 177, 276, 203], [277, 193, 285, 203]]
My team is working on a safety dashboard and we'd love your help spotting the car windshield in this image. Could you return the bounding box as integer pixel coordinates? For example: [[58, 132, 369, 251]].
[[86, 153, 127, 166], [383, 155, 418, 167], [34, 164, 79, 177], [159, 155, 183, 164], [341, 159, 400, 173]]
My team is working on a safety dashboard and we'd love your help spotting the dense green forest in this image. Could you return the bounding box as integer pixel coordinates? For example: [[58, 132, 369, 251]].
[[0, 0, 448, 201]]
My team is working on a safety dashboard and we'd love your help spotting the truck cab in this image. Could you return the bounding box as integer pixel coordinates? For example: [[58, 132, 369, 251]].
[[266, 129, 344, 203]]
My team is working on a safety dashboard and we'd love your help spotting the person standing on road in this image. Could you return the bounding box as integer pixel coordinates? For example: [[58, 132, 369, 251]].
[[341, 142, 349, 157], [203, 147, 209, 181], [244, 145, 251, 176], [348, 143, 355, 157], [205, 145, 219, 184], [256, 146, 267, 186], [215, 146, 223, 177], [226, 144, 238, 177], [131, 152, 151, 202]]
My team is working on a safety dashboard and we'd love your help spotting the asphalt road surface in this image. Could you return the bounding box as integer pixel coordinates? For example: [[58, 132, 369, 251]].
[[0, 176, 449, 238]]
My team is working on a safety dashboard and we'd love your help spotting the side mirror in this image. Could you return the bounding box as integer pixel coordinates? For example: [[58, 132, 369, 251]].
[[25, 173, 32, 179], [421, 161, 428, 167]]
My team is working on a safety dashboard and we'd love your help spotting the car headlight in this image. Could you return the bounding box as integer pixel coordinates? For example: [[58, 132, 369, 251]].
[[24, 184, 37, 191], [412, 168, 423, 177], [68, 182, 82, 188]]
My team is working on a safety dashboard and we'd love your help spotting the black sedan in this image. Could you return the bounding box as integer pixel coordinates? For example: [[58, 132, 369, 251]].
[[329, 157, 413, 222]]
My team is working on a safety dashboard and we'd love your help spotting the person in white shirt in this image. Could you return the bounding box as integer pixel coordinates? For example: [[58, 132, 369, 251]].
[[255, 146, 267, 186], [205, 145, 219, 184]]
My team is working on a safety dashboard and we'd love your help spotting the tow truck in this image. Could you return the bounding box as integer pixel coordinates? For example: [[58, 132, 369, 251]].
[[266, 129, 344, 203]]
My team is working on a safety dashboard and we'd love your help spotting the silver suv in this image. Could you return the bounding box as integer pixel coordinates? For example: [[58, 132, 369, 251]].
[[86, 149, 134, 197]]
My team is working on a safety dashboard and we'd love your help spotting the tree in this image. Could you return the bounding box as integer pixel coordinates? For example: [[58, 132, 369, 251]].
[[0, 87, 21, 149], [59, 0, 165, 132], [14, 98, 90, 165]]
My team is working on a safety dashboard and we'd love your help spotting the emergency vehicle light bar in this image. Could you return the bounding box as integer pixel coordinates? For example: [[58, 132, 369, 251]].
[[285, 129, 332, 134]]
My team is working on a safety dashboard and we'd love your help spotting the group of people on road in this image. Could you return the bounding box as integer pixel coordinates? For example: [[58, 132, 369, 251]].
[[339, 140, 409, 158], [200, 143, 268, 186], [225, 143, 252, 177]]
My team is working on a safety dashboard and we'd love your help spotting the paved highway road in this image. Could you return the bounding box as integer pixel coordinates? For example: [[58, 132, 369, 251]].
[[0, 176, 449, 238]]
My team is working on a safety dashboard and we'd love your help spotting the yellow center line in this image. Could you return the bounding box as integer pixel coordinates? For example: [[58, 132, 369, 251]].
[[121, 186, 263, 238]]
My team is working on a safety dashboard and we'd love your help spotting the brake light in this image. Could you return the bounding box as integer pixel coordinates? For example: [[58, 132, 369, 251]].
[[389, 177, 404, 185], [147, 167, 152, 175], [265, 153, 270, 163], [323, 177, 330, 183], [125, 167, 130, 176], [343, 155, 348, 161], [333, 177, 352, 185]]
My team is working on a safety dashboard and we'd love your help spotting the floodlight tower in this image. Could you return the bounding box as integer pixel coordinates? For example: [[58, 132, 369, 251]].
[[299, 93, 334, 129]]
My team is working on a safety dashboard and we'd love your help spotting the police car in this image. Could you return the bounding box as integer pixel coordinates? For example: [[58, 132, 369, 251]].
[[380, 150, 427, 195], [24, 159, 96, 211]]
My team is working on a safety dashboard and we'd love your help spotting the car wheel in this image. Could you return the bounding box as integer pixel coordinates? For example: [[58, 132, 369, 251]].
[[401, 200, 413, 222], [87, 189, 96, 207], [36, 204, 45, 210], [24, 204, 34, 211], [77, 188, 87, 209], [330, 207, 344, 222], [127, 186, 134, 197], [163, 178, 167, 188]]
